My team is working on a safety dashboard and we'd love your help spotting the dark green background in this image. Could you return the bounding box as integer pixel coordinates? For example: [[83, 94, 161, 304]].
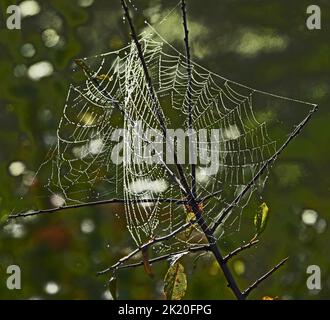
[[0, 0, 329, 299]]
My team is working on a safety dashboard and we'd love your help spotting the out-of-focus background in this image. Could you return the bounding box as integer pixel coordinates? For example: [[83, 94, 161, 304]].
[[0, 0, 329, 299]]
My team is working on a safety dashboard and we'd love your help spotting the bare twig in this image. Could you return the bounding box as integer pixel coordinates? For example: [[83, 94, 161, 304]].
[[121, 1, 167, 134], [181, 0, 196, 197], [7, 198, 188, 220], [223, 240, 259, 263], [97, 218, 198, 275], [200, 189, 223, 202], [243, 257, 289, 298], [116, 244, 211, 270]]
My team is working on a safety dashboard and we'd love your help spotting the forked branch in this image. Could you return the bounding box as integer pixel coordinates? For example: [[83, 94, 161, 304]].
[[97, 218, 197, 275], [115, 244, 211, 270], [120, 0, 245, 300], [109, 239, 259, 272]]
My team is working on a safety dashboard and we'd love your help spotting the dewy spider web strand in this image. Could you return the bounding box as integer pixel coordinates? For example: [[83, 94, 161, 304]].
[[11, 4, 317, 257]]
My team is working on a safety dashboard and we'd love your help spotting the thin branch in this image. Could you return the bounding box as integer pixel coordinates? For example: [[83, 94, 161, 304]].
[[7, 198, 188, 220], [97, 218, 198, 275], [223, 240, 259, 263], [243, 256, 289, 298], [116, 244, 211, 270], [121, 1, 167, 135], [181, 0, 196, 197], [211, 105, 318, 234], [200, 189, 223, 202]]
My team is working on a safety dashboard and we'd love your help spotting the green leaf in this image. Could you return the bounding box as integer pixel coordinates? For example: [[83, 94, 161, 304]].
[[0, 213, 8, 225], [164, 262, 187, 300], [253, 202, 269, 239]]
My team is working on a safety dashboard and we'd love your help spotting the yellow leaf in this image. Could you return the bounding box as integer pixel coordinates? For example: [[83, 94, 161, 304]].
[[262, 296, 279, 300], [252, 202, 269, 240], [164, 262, 187, 300]]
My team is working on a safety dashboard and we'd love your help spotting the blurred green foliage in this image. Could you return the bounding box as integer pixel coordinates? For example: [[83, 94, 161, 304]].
[[0, 0, 329, 299]]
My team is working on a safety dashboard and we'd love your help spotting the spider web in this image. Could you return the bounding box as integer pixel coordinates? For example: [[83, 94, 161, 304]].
[[13, 12, 317, 256]]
